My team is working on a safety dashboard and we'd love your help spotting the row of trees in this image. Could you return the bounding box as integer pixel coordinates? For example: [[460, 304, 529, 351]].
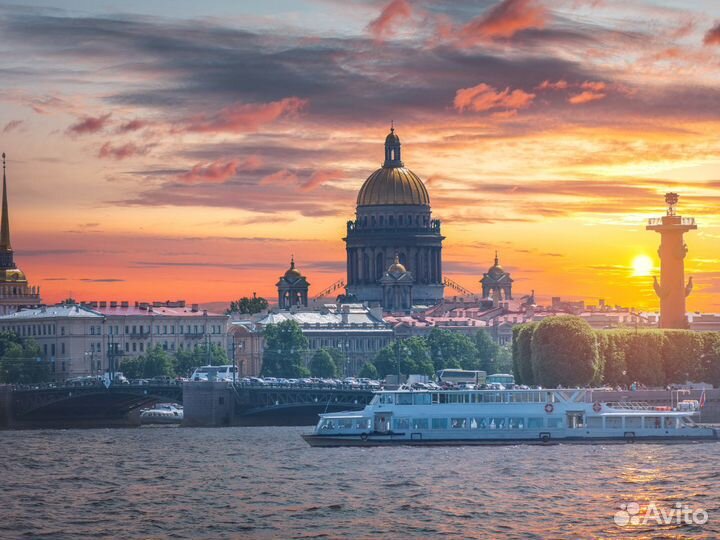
[[512, 316, 720, 388], [0, 331, 50, 384], [259, 320, 512, 380], [120, 344, 229, 379], [360, 328, 512, 380], [227, 295, 269, 315]]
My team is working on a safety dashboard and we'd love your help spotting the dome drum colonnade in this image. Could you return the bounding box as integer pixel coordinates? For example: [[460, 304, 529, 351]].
[[344, 129, 444, 307]]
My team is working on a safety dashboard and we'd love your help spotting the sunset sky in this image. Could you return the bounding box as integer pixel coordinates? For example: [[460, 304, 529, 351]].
[[1, 0, 719, 311]]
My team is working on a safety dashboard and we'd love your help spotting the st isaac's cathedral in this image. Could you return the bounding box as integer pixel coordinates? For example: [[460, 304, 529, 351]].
[[343, 128, 444, 309]]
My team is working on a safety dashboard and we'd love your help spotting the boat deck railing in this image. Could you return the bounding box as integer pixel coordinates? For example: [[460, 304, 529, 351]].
[[605, 401, 655, 410]]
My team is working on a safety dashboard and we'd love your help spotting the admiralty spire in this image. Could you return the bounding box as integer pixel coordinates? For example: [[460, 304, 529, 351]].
[[0, 153, 41, 315], [343, 128, 444, 309]]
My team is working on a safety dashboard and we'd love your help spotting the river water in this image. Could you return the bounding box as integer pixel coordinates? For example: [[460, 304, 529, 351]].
[[1, 427, 718, 539]]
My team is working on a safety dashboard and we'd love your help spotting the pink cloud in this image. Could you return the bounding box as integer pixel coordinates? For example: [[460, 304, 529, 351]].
[[98, 142, 150, 160], [454, 83, 535, 113], [181, 98, 307, 134], [178, 156, 262, 184], [116, 119, 149, 133], [259, 169, 299, 186], [2, 120, 23, 133], [460, 0, 546, 43], [537, 80, 568, 91], [367, 0, 412, 40], [67, 113, 112, 135], [568, 91, 606, 105], [300, 169, 343, 191], [704, 22, 720, 45]]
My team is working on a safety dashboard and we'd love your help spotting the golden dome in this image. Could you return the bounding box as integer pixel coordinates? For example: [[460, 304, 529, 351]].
[[357, 167, 430, 206], [387, 255, 407, 274], [284, 257, 302, 279], [0, 268, 27, 282]]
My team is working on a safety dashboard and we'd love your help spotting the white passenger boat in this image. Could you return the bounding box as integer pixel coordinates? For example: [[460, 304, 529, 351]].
[[140, 403, 183, 425], [302, 388, 718, 446]]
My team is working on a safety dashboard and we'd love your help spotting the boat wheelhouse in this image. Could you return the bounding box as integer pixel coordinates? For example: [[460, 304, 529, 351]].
[[302, 388, 717, 446]]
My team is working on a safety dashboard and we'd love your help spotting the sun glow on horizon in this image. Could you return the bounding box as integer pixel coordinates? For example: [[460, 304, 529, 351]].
[[632, 255, 654, 277]]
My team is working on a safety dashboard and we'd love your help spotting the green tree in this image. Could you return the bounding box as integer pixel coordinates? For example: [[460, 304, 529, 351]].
[[662, 330, 704, 383], [173, 344, 229, 377], [261, 320, 309, 377], [512, 323, 536, 385], [426, 328, 480, 371], [120, 346, 175, 379], [309, 349, 338, 378], [474, 329, 500, 373], [0, 337, 50, 384], [358, 362, 379, 379], [701, 333, 720, 387], [326, 347, 347, 377], [227, 295, 269, 315], [599, 331, 628, 387], [119, 356, 144, 379], [623, 331, 666, 387], [373, 338, 434, 379], [531, 316, 599, 387], [494, 345, 513, 374]]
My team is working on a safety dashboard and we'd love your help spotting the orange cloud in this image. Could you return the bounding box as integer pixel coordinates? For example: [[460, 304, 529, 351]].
[[116, 119, 150, 133], [568, 90, 606, 105], [182, 98, 307, 134], [178, 157, 262, 183], [460, 0, 546, 43], [454, 83, 535, 113], [537, 80, 568, 91], [259, 169, 299, 186], [367, 0, 412, 40], [66, 113, 112, 135], [704, 22, 720, 45], [581, 81, 607, 92]]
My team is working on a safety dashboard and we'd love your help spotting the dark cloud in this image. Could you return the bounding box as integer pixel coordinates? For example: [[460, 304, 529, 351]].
[[79, 278, 125, 282], [2, 119, 23, 133]]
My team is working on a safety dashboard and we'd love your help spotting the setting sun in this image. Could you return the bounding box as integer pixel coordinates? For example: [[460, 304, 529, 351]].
[[632, 255, 654, 277]]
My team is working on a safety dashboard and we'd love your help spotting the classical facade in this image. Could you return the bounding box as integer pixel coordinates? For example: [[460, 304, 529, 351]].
[[480, 252, 513, 301], [276, 257, 309, 309], [0, 300, 229, 380], [0, 153, 41, 315], [255, 303, 393, 375], [380, 255, 414, 312], [344, 128, 444, 307]]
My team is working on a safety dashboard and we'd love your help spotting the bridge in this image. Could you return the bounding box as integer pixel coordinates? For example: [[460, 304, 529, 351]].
[[0, 382, 375, 429]]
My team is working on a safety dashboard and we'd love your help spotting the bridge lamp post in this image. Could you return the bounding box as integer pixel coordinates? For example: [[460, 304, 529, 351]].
[[337, 340, 350, 377]]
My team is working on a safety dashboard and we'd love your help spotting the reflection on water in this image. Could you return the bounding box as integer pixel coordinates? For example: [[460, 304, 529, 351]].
[[1, 427, 718, 539]]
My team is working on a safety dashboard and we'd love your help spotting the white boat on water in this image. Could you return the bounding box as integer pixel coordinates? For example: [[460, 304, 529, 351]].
[[140, 403, 183, 425], [302, 388, 717, 446]]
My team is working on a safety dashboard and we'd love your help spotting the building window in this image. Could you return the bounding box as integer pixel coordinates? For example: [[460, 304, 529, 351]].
[[125, 342, 129, 352], [61, 343, 65, 355], [132, 342, 137, 352], [139, 343, 144, 352]]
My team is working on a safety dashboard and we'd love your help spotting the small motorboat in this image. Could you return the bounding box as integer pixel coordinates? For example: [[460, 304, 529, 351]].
[[140, 403, 183, 425]]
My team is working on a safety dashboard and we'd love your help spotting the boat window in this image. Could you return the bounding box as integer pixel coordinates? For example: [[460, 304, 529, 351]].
[[508, 417, 523, 429], [625, 417, 642, 429], [412, 418, 429, 430], [644, 416, 662, 429], [320, 419, 337, 430], [413, 393, 431, 405], [397, 393, 413, 405], [431, 393, 440, 404], [393, 418, 410, 430], [447, 394, 459, 404], [338, 418, 354, 429], [355, 418, 371, 430], [586, 417, 603, 429], [664, 417, 674, 429], [606, 417, 622, 429], [527, 417, 544, 429], [546, 418, 563, 429], [489, 417, 505, 429], [470, 417, 486, 429], [379, 394, 394, 405], [431, 418, 448, 430], [438, 393, 448, 404], [451, 418, 467, 429]]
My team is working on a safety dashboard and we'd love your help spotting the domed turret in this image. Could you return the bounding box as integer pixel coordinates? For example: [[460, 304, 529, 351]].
[[387, 254, 407, 274], [480, 252, 513, 301]]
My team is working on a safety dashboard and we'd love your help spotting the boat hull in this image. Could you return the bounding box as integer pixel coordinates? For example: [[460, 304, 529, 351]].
[[302, 432, 719, 447]]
